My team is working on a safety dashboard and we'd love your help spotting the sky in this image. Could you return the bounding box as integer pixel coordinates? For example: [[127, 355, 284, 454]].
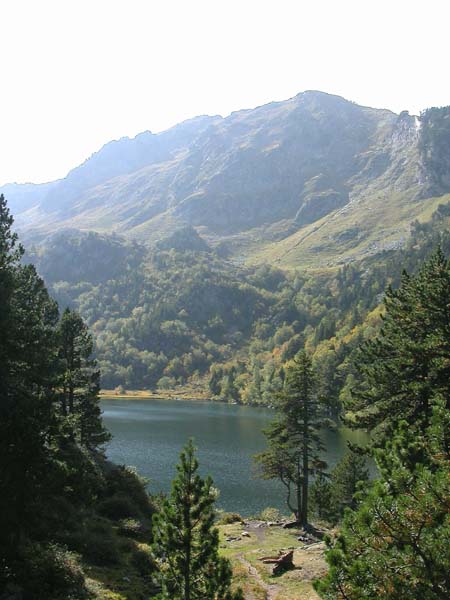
[[1, 0, 449, 185]]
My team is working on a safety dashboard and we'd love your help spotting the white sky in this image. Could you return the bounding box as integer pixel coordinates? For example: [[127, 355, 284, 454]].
[[1, 0, 449, 185]]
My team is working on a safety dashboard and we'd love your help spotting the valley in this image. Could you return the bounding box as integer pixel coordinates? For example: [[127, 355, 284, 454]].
[[1, 89, 450, 600]]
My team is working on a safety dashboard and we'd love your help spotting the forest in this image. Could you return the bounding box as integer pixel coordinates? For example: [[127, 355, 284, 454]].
[[26, 199, 450, 417], [1, 191, 449, 599]]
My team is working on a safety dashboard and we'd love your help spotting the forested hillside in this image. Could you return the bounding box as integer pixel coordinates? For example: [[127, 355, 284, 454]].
[[2, 93, 449, 408], [23, 197, 450, 413]]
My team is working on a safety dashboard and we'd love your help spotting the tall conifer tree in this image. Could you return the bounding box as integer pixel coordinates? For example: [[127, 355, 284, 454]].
[[57, 308, 110, 448], [316, 401, 450, 600], [0, 196, 59, 554], [347, 248, 450, 447], [255, 351, 326, 526]]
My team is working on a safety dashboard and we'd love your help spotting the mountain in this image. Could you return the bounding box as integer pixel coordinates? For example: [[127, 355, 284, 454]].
[[3, 91, 450, 268]]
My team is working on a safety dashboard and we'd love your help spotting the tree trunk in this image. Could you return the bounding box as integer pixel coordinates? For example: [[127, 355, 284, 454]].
[[296, 457, 302, 523], [300, 384, 309, 527], [300, 448, 308, 526]]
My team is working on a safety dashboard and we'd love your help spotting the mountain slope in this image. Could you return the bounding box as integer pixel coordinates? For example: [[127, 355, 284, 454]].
[[3, 91, 450, 267]]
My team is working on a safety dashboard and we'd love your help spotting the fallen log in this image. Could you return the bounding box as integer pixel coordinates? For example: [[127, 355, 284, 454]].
[[258, 550, 294, 575]]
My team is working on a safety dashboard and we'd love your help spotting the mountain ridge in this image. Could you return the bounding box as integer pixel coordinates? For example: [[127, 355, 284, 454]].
[[3, 90, 450, 268]]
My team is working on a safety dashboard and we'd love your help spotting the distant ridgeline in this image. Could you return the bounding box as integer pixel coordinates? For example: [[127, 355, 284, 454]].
[[3, 93, 450, 268], [4, 91, 450, 405]]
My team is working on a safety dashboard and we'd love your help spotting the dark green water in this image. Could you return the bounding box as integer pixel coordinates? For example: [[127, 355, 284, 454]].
[[102, 399, 367, 516]]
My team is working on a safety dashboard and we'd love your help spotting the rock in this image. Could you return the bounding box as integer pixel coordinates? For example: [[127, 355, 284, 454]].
[[241, 531, 250, 537]]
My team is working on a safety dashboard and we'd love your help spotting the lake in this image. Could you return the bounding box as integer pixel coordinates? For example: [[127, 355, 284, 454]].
[[102, 398, 368, 516]]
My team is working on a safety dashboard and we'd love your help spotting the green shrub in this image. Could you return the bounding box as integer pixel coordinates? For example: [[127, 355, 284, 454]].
[[117, 537, 136, 553], [130, 546, 157, 578], [104, 465, 154, 517], [82, 528, 120, 566], [118, 517, 146, 538], [98, 493, 139, 520], [19, 543, 87, 600], [65, 519, 121, 566], [218, 511, 244, 524], [258, 507, 283, 522]]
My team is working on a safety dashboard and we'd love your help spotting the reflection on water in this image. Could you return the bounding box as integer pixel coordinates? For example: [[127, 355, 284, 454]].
[[101, 398, 369, 516]]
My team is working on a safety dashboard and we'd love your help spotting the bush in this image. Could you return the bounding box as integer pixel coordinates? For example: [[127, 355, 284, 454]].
[[258, 507, 283, 522], [118, 517, 146, 538], [130, 546, 157, 578], [218, 511, 244, 524], [82, 529, 120, 566], [104, 465, 154, 518], [98, 493, 139, 520], [18, 543, 87, 600], [66, 519, 121, 566]]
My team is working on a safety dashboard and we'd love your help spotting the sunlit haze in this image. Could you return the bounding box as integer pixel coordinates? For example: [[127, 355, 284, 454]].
[[1, 0, 449, 185]]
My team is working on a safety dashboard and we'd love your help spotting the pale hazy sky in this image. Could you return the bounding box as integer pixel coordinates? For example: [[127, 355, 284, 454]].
[[1, 0, 449, 185]]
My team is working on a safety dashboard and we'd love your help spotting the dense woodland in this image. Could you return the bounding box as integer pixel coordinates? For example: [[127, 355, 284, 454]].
[[0, 195, 159, 599], [26, 199, 450, 418], [2, 190, 450, 599]]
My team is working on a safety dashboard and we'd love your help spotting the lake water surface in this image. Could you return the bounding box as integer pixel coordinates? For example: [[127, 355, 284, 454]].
[[102, 398, 367, 516]]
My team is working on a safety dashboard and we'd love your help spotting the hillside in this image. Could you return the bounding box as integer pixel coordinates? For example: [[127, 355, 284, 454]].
[[19, 195, 450, 404], [4, 91, 450, 268]]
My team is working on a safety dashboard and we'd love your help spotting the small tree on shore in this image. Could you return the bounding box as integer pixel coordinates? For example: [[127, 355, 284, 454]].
[[152, 440, 243, 600]]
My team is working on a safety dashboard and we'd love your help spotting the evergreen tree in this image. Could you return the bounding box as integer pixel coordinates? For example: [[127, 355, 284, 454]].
[[255, 351, 326, 526], [0, 196, 60, 556], [57, 308, 110, 448], [0, 194, 22, 383], [208, 365, 223, 396], [152, 440, 243, 600], [347, 248, 450, 447], [310, 472, 334, 522], [315, 400, 450, 600], [330, 451, 369, 519]]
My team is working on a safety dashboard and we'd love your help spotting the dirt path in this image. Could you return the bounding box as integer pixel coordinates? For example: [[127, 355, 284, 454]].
[[236, 555, 281, 600]]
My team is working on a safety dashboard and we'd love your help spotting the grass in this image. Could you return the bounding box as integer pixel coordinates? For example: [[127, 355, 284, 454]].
[[83, 520, 328, 599], [218, 522, 327, 600], [248, 192, 450, 270]]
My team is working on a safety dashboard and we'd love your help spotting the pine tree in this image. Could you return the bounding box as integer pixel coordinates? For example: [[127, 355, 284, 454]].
[[0, 197, 60, 555], [330, 451, 369, 519], [57, 308, 110, 448], [310, 472, 334, 522], [347, 248, 450, 447], [152, 440, 242, 600], [0, 194, 22, 383], [315, 400, 450, 600], [255, 351, 326, 526]]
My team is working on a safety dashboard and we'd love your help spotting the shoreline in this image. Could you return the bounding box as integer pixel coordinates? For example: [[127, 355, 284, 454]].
[[100, 389, 211, 402]]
